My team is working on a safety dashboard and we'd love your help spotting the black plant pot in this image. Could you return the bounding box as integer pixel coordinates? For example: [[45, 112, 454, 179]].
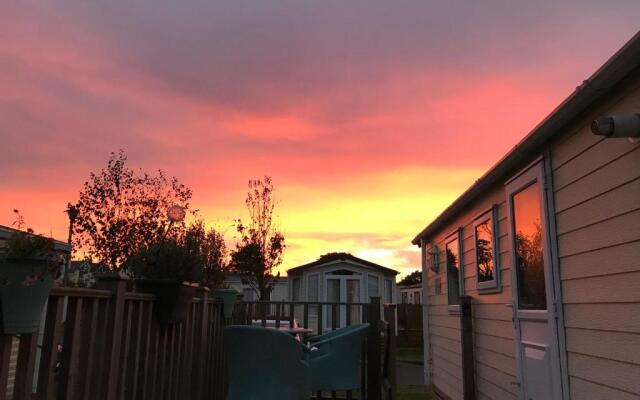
[[136, 279, 197, 324], [0, 257, 54, 334]]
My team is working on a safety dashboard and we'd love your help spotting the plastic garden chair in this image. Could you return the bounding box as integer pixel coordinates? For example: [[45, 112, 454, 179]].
[[307, 324, 363, 344], [224, 325, 311, 400], [307, 323, 370, 391]]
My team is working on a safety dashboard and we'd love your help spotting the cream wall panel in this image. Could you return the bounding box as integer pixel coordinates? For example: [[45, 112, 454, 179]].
[[569, 352, 640, 395]]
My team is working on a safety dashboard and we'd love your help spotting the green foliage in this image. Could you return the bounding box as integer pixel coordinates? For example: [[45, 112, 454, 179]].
[[126, 237, 203, 283], [317, 252, 352, 262], [72, 150, 194, 270], [5, 229, 55, 259], [398, 270, 422, 286], [185, 221, 229, 288], [230, 176, 285, 299], [1, 210, 63, 283], [125, 220, 229, 286], [3, 210, 56, 258], [396, 346, 424, 364]]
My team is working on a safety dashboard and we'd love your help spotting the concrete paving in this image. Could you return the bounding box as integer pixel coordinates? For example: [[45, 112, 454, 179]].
[[396, 361, 424, 386]]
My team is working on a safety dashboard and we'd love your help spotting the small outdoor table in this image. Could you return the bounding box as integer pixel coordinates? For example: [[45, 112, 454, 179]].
[[273, 326, 313, 341], [250, 319, 313, 340]]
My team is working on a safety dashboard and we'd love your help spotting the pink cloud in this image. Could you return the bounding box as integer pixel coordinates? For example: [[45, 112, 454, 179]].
[[2, 1, 640, 271]]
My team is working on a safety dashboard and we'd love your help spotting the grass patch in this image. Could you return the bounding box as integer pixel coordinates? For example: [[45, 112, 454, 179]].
[[397, 385, 432, 400], [396, 346, 423, 364]]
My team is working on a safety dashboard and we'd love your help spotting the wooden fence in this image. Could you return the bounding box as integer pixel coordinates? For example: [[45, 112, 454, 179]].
[[396, 304, 423, 347], [1, 283, 396, 400], [0, 279, 225, 400]]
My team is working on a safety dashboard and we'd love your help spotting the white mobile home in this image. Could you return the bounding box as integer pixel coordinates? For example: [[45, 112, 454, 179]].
[[224, 273, 289, 302], [412, 33, 640, 400], [399, 283, 423, 304], [287, 253, 398, 332]]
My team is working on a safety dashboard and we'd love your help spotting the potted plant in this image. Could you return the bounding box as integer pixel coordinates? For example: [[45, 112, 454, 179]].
[[127, 236, 203, 324], [212, 286, 239, 320], [0, 227, 62, 334]]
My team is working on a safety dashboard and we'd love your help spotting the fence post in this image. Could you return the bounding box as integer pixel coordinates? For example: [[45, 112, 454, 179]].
[[98, 277, 128, 400], [57, 297, 84, 399], [192, 288, 209, 400], [367, 296, 381, 400], [385, 305, 397, 400], [260, 301, 267, 327], [36, 296, 64, 399], [13, 333, 38, 400], [0, 335, 12, 400], [460, 296, 476, 400], [234, 295, 245, 325]]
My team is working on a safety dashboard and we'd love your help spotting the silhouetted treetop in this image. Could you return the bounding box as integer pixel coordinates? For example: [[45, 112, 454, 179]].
[[398, 270, 422, 286], [317, 252, 353, 262]]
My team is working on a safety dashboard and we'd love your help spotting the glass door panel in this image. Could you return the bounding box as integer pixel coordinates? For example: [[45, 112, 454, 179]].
[[347, 279, 360, 324], [326, 279, 341, 329], [513, 182, 547, 310]]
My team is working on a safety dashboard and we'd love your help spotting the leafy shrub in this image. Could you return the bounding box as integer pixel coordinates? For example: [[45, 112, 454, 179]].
[[5, 229, 56, 259], [1, 211, 63, 285], [126, 237, 203, 284]]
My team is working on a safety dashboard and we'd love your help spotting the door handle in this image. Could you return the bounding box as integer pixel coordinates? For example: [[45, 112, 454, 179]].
[[504, 303, 513, 308]]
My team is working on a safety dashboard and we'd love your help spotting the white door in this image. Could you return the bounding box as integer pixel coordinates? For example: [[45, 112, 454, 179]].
[[324, 275, 361, 330], [506, 162, 564, 400]]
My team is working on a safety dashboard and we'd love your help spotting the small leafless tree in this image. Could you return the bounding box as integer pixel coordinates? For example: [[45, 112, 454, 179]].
[[230, 176, 285, 300]]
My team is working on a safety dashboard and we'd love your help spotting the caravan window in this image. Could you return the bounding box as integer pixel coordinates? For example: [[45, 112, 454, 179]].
[[292, 278, 301, 301], [308, 274, 319, 301], [474, 205, 501, 292], [446, 229, 463, 305], [384, 279, 393, 303], [368, 275, 379, 299]]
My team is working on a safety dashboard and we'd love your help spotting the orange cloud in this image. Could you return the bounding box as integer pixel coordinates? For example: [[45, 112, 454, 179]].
[[2, 1, 640, 281]]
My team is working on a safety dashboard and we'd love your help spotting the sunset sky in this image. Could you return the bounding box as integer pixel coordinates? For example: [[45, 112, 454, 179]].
[[1, 1, 639, 278]]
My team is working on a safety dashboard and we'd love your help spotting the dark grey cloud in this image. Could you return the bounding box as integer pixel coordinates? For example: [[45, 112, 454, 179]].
[[1, 0, 639, 188], [57, 0, 640, 112]]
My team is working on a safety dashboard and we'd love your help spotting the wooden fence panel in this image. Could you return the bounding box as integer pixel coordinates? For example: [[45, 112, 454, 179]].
[[396, 304, 423, 347], [383, 305, 397, 400], [1, 281, 226, 400], [3, 288, 392, 400]]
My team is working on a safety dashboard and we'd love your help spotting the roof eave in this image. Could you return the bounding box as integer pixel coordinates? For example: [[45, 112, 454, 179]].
[[412, 31, 640, 245]]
